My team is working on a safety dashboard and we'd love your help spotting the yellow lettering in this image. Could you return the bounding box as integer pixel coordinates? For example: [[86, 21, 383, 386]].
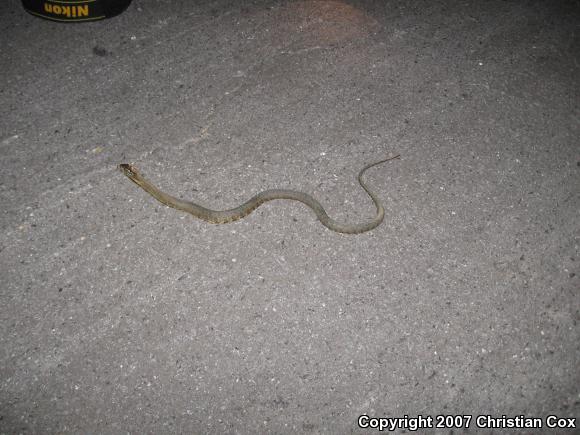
[[42, 2, 92, 19], [77, 5, 89, 17]]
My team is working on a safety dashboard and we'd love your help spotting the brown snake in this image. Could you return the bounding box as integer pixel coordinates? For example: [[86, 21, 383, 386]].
[[119, 155, 400, 234]]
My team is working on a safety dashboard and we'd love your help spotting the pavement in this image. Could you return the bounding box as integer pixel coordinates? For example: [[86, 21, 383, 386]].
[[1, 0, 579, 433]]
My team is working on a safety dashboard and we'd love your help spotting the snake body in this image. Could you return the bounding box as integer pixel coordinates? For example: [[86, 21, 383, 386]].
[[119, 155, 399, 234]]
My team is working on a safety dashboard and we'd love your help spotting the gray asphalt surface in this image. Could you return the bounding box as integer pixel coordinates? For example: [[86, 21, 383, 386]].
[[1, 0, 579, 433]]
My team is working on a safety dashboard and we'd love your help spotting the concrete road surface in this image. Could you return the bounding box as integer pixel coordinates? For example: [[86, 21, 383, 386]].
[[1, 0, 578, 433]]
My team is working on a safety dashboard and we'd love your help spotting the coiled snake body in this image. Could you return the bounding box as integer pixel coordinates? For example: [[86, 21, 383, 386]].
[[119, 155, 399, 234]]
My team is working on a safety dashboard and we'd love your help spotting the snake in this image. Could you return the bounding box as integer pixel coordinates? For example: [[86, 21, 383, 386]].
[[119, 155, 400, 234]]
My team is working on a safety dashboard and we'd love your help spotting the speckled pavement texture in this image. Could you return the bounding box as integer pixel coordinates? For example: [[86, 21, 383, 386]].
[[1, 0, 578, 433]]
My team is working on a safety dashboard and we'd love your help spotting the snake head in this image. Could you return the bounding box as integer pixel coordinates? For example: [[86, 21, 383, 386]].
[[119, 163, 138, 178]]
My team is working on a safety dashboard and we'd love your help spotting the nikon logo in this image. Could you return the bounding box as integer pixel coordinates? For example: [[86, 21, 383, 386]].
[[43, 2, 90, 18]]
